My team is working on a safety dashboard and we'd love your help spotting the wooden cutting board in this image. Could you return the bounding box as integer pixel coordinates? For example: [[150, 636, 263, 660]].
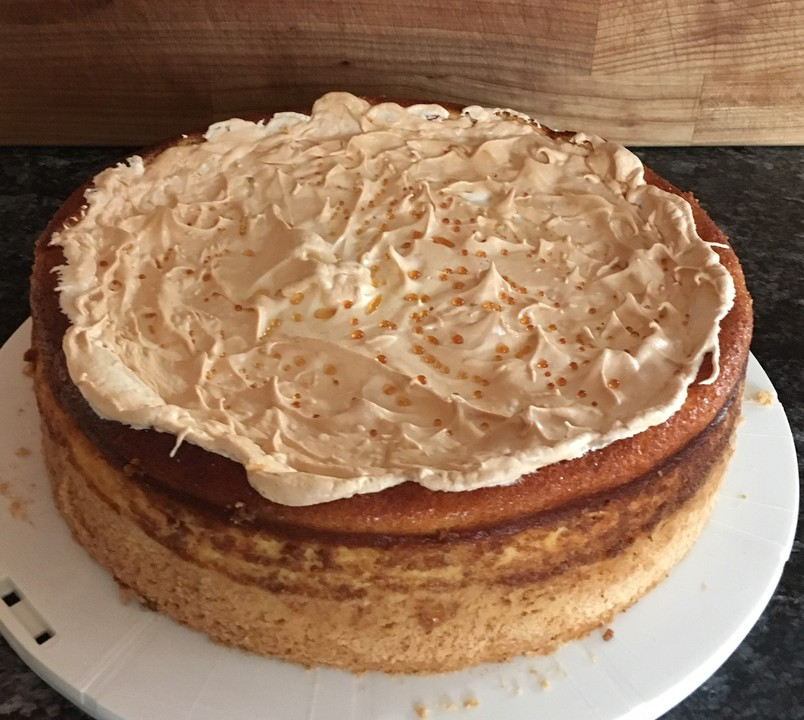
[[1, 0, 802, 145]]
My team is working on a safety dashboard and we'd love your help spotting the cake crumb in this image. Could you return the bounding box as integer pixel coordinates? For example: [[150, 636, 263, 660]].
[[462, 696, 479, 709], [119, 587, 138, 606], [529, 666, 551, 690], [438, 698, 457, 711], [0, 480, 31, 524], [14, 446, 31, 458], [9, 498, 30, 523], [751, 389, 774, 405], [118, 586, 152, 610], [22, 349, 36, 376], [738, 492, 748, 500], [602, 628, 614, 641], [413, 702, 428, 719]]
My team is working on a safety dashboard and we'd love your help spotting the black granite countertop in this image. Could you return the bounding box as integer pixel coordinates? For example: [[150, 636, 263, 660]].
[[0, 145, 801, 720]]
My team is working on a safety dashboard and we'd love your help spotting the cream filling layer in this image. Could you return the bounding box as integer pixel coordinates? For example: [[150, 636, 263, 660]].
[[53, 92, 736, 506]]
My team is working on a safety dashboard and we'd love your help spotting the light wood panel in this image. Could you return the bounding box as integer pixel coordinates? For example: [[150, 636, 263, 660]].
[[1, 0, 803, 145]]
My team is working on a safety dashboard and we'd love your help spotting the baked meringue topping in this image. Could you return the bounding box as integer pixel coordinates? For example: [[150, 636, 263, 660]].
[[52, 92, 736, 505]]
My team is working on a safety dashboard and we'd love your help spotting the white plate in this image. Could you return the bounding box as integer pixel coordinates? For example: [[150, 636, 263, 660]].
[[0, 320, 798, 720]]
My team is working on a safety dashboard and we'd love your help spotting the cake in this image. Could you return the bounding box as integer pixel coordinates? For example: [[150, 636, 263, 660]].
[[28, 93, 752, 673]]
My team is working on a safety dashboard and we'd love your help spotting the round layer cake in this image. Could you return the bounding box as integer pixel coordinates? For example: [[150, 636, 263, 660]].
[[29, 93, 752, 673]]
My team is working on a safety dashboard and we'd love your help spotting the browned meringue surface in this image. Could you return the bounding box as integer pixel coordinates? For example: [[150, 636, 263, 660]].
[[50, 93, 736, 506]]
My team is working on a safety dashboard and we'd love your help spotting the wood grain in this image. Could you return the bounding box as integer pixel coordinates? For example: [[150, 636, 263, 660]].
[[1, 0, 803, 145]]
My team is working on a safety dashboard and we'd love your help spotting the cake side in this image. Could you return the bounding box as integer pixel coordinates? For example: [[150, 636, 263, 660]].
[[34, 353, 741, 672]]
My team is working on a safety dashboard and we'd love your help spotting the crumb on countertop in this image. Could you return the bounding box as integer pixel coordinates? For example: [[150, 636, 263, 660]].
[[602, 628, 614, 641], [414, 702, 428, 719], [463, 696, 479, 709], [14, 446, 31, 458]]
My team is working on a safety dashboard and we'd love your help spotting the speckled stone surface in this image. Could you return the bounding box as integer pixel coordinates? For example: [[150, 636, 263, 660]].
[[0, 144, 801, 720]]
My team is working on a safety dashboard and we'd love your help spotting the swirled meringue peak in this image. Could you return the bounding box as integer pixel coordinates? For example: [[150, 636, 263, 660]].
[[53, 92, 736, 505]]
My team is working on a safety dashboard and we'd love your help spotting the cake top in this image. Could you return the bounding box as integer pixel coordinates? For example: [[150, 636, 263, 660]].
[[52, 92, 735, 506]]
